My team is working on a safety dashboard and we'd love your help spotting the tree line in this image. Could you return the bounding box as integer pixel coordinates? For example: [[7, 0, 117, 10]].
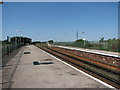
[[2, 36, 32, 45], [52, 38, 120, 52], [1, 36, 32, 56]]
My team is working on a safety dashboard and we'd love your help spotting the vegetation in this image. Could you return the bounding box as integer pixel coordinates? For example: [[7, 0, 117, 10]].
[[10, 36, 32, 45], [52, 38, 120, 52], [48, 40, 54, 44]]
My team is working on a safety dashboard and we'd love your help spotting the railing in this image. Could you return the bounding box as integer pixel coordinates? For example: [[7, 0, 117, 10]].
[[1, 41, 24, 57]]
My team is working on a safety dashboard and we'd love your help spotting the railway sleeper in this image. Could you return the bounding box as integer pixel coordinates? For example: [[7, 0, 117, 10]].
[[48, 47, 120, 74], [51, 46, 120, 68], [42, 47, 120, 85], [35, 45, 120, 88]]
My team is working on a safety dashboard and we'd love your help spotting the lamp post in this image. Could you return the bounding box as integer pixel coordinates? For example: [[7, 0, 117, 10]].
[[76, 31, 78, 40]]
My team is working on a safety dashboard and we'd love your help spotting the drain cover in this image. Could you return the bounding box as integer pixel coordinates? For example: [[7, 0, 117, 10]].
[[33, 61, 39, 65], [24, 52, 30, 54]]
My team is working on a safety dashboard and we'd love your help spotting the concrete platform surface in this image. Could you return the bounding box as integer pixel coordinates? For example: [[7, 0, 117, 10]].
[[2, 46, 25, 88], [10, 45, 109, 88]]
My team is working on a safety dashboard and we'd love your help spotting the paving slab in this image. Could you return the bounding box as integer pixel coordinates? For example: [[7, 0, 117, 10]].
[[2, 46, 25, 88], [10, 45, 109, 88]]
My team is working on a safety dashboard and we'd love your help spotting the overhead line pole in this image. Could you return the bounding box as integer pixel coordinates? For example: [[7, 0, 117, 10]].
[[76, 31, 78, 40]]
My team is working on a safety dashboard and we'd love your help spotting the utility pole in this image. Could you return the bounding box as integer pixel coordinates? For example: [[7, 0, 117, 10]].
[[76, 31, 78, 40]]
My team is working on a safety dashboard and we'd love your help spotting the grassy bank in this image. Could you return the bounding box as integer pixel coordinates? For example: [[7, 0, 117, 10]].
[[52, 39, 120, 52]]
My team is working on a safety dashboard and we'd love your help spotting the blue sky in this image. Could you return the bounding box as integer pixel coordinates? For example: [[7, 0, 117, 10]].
[[2, 2, 118, 42]]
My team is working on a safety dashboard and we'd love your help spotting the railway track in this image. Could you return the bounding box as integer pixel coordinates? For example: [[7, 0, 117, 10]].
[[35, 44, 120, 89]]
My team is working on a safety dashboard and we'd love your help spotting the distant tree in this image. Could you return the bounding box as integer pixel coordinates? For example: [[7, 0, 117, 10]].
[[48, 40, 54, 44], [113, 38, 116, 40], [99, 37, 104, 43], [75, 39, 84, 42], [42, 41, 47, 43], [10, 36, 32, 44], [73, 39, 84, 47]]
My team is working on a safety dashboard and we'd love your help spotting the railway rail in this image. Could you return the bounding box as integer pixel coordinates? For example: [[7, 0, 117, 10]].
[[35, 44, 120, 89]]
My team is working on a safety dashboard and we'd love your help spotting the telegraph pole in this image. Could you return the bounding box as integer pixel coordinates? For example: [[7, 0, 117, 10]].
[[76, 31, 78, 40]]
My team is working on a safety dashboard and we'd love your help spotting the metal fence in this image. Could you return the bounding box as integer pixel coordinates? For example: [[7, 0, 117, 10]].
[[1, 41, 24, 57]]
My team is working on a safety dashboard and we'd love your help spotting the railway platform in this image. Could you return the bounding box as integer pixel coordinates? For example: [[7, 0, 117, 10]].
[[2, 45, 114, 88]]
